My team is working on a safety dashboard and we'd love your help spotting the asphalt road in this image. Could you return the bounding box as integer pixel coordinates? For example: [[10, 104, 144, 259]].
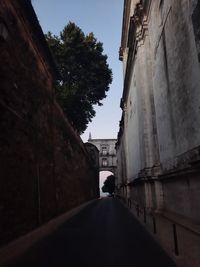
[[8, 198, 177, 267]]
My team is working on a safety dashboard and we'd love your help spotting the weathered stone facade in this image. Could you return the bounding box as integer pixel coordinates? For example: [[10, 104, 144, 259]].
[[87, 137, 117, 174], [0, 0, 98, 247], [117, 1, 200, 266]]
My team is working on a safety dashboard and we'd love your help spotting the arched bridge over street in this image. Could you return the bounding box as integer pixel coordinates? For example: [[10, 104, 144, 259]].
[[85, 136, 117, 175]]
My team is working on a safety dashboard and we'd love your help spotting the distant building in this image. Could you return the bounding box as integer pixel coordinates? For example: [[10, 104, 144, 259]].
[[87, 135, 117, 175]]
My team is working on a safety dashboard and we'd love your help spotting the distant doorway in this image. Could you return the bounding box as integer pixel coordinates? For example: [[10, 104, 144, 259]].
[[99, 171, 114, 197]]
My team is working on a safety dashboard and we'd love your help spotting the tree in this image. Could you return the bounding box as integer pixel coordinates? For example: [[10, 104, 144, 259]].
[[46, 22, 112, 134], [102, 175, 115, 195]]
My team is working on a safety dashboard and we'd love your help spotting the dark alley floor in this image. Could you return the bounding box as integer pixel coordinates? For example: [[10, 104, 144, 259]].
[[7, 198, 177, 267]]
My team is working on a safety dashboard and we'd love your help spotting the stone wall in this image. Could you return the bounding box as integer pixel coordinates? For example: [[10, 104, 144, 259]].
[[0, 0, 98, 247], [117, 0, 200, 266]]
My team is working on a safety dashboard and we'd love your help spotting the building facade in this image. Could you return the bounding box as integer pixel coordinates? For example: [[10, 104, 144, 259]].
[[116, 1, 200, 266], [87, 136, 117, 174]]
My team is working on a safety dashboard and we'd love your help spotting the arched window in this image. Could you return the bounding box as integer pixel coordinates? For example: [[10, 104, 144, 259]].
[[102, 158, 108, 167], [102, 146, 107, 155]]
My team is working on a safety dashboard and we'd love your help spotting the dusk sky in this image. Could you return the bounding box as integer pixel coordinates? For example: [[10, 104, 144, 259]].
[[31, 1, 123, 193], [31, 0, 124, 143]]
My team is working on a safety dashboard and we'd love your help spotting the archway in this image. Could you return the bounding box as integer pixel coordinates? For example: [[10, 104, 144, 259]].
[[99, 170, 114, 197], [84, 140, 117, 197], [85, 138, 117, 176]]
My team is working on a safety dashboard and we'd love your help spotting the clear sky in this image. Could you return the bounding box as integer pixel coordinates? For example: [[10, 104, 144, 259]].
[[31, 0, 124, 143]]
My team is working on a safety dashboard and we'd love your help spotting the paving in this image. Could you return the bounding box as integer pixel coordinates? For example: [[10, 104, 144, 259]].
[[7, 198, 177, 267]]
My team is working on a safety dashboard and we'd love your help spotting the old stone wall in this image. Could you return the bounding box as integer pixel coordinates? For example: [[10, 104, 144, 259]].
[[150, 0, 200, 168], [0, 0, 98, 247], [116, 124, 127, 197], [117, 0, 200, 266], [118, 0, 200, 217]]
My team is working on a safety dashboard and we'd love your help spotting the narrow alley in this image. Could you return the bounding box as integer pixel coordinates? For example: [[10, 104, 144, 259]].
[[1, 1, 200, 267], [7, 198, 176, 267]]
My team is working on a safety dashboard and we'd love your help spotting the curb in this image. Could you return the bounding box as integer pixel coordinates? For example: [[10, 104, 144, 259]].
[[0, 199, 98, 266]]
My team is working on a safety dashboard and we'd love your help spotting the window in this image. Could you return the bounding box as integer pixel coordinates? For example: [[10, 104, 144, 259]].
[[102, 158, 108, 167], [102, 146, 108, 155]]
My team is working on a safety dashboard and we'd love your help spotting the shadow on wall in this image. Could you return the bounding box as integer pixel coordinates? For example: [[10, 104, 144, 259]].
[[192, 0, 200, 61]]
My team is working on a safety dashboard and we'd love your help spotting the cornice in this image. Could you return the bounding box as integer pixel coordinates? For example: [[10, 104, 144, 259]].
[[119, 0, 131, 61], [120, 0, 152, 109]]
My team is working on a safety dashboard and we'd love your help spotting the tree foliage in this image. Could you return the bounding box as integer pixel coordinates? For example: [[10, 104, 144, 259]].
[[46, 22, 112, 134], [102, 175, 115, 195]]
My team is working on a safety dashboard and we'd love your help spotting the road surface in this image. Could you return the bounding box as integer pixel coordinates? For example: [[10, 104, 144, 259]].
[[8, 198, 177, 267]]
